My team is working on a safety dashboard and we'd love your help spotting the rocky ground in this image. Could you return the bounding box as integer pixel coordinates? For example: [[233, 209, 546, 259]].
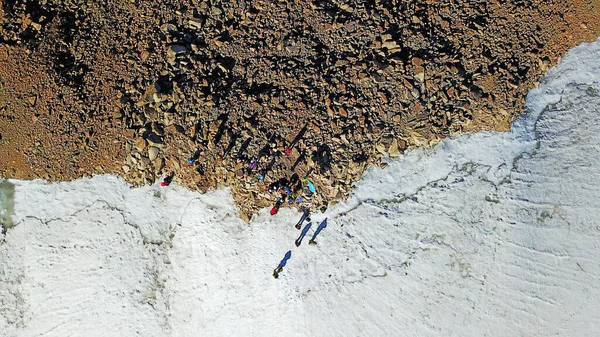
[[0, 0, 598, 220]]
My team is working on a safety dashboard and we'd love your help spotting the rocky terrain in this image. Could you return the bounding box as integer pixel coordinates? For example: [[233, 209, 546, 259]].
[[0, 0, 598, 219]]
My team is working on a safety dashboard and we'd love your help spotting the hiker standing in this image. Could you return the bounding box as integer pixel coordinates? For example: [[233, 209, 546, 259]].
[[273, 250, 292, 278]]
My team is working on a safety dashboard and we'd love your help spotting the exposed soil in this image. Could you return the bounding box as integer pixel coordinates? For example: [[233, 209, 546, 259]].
[[0, 0, 598, 220]]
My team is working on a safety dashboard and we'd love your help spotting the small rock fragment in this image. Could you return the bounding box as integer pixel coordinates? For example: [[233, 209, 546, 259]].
[[135, 138, 147, 151], [389, 139, 401, 157], [148, 146, 160, 161]]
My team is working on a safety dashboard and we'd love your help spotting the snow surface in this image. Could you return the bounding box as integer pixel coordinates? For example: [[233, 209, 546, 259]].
[[1, 38, 600, 337]]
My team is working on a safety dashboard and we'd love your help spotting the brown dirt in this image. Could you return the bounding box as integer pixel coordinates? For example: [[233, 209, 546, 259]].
[[0, 44, 126, 179], [0, 0, 598, 220]]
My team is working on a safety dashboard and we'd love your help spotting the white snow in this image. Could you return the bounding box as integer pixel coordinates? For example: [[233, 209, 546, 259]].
[[1, 38, 600, 337]]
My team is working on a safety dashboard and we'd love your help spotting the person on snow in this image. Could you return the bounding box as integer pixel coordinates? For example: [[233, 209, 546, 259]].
[[273, 250, 292, 278], [295, 206, 311, 229], [308, 218, 327, 245], [295, 221, 312, 246]]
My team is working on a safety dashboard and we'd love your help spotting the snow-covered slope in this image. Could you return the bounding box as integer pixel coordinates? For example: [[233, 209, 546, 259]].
[[1, 38, 599, 337]]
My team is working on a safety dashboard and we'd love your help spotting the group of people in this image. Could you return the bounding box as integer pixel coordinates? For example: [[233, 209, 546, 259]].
[[160, 150, 318, 218], [273, 213, 328, 279], [156, 151, 328, 280], [267, 173, 317, 215]]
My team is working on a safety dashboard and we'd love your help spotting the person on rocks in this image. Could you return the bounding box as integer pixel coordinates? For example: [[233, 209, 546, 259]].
[[268, 182, 280, 195], [280, 185, 291, 196], [300, 176, 316, 195], [307, 181, 316, 194], [270, 199, 282, 215], [187, 150, 201, 165], [240, 159, 257, 180], [160, 174, 174, 187], [290, 179, 303, 204]]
